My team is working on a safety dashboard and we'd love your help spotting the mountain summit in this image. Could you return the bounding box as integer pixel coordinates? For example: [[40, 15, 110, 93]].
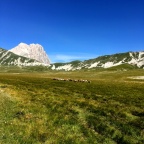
[[9, 43, 50, 64]]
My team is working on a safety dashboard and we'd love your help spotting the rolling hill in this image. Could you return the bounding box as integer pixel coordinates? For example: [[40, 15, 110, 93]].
[[50, 51, 144, 71]]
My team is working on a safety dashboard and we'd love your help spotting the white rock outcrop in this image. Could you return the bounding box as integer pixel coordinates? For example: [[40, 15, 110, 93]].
[[9, 43, 50, 65]]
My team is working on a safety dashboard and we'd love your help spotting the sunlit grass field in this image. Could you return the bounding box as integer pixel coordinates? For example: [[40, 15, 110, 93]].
[[0, 69, 144, 143]]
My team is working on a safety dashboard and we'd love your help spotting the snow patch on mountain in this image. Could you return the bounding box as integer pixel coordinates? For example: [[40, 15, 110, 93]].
[[54, 64, 72, 71], [128, 52, 144, 67], [88, 62, 99, 68]]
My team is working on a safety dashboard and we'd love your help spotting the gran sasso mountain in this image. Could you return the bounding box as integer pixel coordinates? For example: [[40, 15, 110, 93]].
[[50, 51, 144, 71], [0, 47, 44, 66], [9, 43, 50, 64]]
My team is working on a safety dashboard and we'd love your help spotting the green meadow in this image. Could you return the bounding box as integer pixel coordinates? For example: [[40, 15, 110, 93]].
[[0, 69, 144, 143]]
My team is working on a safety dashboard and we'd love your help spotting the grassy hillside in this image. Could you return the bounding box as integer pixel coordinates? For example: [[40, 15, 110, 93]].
[[106, 63, 138, 71], [0, 70, 144, 143], [50, 51, 144, 70]]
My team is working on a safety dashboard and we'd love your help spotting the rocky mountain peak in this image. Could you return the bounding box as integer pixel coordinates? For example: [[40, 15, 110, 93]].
[[9, 43, 50, 64]]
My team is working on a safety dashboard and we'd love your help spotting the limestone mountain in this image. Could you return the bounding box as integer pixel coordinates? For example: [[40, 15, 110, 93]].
[[0, 47, 43, 66], [9, 43, 50, 64]]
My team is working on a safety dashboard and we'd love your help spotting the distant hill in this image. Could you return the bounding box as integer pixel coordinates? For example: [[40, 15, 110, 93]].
[[49, 51, 144, 71]]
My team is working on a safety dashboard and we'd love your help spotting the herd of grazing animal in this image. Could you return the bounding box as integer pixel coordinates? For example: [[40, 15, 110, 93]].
[[52, 78, 91, 83]]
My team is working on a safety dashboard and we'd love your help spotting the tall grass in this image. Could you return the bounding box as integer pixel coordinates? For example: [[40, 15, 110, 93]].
[[0, 69, 144, 143]]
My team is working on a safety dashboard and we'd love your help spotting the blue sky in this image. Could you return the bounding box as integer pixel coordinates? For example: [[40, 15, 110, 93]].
[[0, 0, 144, 63]]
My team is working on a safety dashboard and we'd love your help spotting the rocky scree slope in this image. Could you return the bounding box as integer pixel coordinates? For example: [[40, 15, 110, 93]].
[[9, 43, 50, 65], [49, 51, 144, 71]]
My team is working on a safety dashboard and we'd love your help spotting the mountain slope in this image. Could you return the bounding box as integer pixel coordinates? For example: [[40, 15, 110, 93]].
[[1, 48, 144, 70], [0, 48, 43, 66], [49, 51, 144, 71], [9, 43, 50, 64]]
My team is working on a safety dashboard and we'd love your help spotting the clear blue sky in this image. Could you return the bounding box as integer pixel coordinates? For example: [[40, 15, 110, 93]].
[[0, 0, 144, 63]]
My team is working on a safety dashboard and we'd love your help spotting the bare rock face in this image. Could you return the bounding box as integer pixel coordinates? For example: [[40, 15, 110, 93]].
[[9, 43, 50, 64]]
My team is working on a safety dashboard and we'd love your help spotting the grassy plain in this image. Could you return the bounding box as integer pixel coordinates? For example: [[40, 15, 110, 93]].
[[0, 69, 144, 143]]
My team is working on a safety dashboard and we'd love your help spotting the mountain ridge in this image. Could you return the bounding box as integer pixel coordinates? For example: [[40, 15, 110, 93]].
[[0, 47, 144, 70], [49, 51, 144, 71]]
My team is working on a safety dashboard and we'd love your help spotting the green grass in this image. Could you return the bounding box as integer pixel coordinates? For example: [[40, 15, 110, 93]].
[[0, 69, 144, 143], [106, 63, 138, 71]]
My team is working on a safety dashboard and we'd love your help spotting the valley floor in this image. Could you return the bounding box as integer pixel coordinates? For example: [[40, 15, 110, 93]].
[[0, 69, 144, 143]]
